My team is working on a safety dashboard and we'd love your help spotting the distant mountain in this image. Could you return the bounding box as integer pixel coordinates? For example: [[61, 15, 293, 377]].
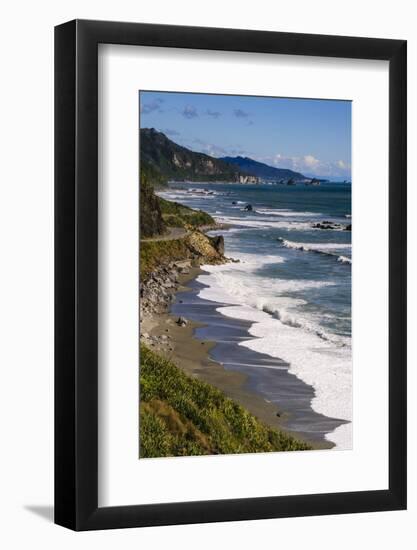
[[220, 156, 306, 181], [140, 128, 257, 183]]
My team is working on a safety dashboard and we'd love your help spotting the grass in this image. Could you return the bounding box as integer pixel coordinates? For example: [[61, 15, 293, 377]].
[[140, 239, 191, 281], [139, 344, 311, 458], [158, 197, 215, 228]]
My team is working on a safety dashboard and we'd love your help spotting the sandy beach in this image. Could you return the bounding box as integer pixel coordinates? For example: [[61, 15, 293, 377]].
[[141, 267, 335, 449]]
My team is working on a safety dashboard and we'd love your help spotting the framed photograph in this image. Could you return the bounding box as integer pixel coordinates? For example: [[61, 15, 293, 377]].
[[55, 19, 406, 530]]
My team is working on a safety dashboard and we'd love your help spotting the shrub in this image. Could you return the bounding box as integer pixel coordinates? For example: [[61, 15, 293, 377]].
[[139, 344, 311, 458]]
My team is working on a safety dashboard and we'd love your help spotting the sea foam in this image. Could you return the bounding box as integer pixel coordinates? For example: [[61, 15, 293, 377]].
[[279, 238, 352, 265], [197, 255, 352, 450]]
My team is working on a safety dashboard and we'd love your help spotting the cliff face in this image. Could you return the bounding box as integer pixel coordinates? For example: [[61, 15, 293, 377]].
[[140, 156, 216, 238], [140, 232, 225, 317], [140, 128, 257, 182], [238, 174, 259, 184], [185, 231, 225, 261], [140, 182, 166, 238]]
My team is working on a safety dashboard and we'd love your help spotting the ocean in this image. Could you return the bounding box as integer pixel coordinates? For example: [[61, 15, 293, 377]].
[[158, 182, 352, 449]]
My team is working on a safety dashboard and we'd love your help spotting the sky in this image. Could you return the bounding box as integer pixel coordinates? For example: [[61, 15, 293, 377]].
[[139, 91, 351, 180]]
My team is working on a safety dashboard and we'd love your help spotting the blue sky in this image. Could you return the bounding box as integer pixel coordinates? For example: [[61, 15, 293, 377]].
[[140, 91, 351, 179]]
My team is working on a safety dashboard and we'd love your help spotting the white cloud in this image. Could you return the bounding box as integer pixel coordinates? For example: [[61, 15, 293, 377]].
[[191, 138, 227, 157], [258, 153, 351, 178], [303, 155, 320, 169]]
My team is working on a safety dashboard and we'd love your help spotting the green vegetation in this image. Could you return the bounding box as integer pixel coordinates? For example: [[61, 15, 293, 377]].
[[140, 182, 166, 238], [139, 344, 311, 458], [159, 197, 214, 228], [140, 239, 191, 280], [140, 158, 167, 189], [141, 127, 244, 182], [140, 161, 167, 238], [140, 230, 224, 281], [140, 156, 215, 239]]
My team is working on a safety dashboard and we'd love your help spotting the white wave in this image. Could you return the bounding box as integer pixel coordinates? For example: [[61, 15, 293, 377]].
[[188, 188, 224, 196], [219, 304, 352, 449], [279, 238, 352, 265], [156, 190, 217, 201], [214, 215, 314, 231], [279, 239, 351, 252], [197, 260, 352, 449], [337, 255, 352, 265], [200, 269, 347, 349], [256, 208, 318, 218], [199, 260, 343, 348], [206, 228, 252, 237]]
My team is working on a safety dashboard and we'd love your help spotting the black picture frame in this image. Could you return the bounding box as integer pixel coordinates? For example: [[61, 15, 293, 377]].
[[55, 19, 407, 531]]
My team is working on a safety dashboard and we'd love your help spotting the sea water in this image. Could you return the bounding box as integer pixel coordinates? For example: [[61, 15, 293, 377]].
[[158, 182, 352, 449]]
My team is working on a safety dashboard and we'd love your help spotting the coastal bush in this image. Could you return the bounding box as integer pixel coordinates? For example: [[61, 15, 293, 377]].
[[140, 158, 167, 189], [140, 239, 191, 280], [140, 181, 166, 238], [140, 230, 223, 281], [159, 197, 215, 228], [140, 155, 215, 238], [140, 160, 169, 238], [139, 344, 311, 458], [140, 127, 245, 182]]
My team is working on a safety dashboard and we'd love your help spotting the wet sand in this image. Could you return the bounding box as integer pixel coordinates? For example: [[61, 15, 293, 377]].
[[142, 267, 346, 449]]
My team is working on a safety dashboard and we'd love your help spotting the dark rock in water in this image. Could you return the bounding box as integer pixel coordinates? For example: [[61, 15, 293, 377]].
[[209, 235, 225, 255], [244, 204, 253, 211], [177, 316, 188, 327], [232, 201, 237, 205], [312, 221, 343, 230], [312, 222, 331, 230], [345, 224, 352, 231]]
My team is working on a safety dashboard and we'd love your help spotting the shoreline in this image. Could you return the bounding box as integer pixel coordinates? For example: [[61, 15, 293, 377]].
[[141, 266, 335, 450]]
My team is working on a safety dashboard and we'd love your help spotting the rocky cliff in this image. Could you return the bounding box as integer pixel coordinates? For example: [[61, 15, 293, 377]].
[[140, 128, 258, 182], [140, 231, 226, 317]]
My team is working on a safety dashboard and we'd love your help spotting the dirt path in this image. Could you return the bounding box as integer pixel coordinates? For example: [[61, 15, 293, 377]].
[[142, 227, 188, 242]]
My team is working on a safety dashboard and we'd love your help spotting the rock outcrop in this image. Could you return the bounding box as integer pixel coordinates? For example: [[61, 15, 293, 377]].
[[186, 231, 225, 261], [312, 221, 351, 231], [209, 235, 225, 256], [140, 231, 226, 318]]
